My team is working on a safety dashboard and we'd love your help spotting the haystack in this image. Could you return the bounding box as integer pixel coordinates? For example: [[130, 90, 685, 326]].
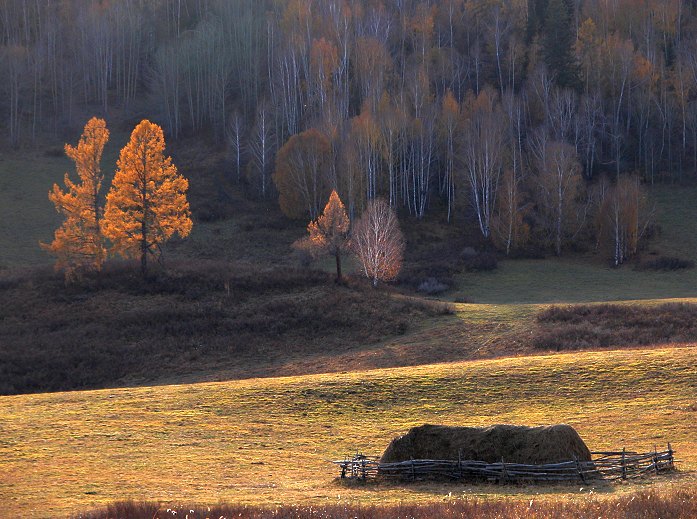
[[380, 424, 592, 464]]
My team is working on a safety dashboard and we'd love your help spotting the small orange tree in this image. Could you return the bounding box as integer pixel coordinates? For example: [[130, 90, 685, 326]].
[[103, 120, 192, 276], [296, 190, 350, 281], [352, 198, 404, 287], [42, 117, 109, 280]]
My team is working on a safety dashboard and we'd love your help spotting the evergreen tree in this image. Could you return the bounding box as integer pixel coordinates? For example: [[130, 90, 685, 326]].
[[542, 0, 581, 89]]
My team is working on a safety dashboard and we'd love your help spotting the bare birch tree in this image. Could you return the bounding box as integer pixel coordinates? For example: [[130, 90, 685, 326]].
[[533, 138, 583, 255], [352, 198, 405, 287], [461, 87, 505, 240]]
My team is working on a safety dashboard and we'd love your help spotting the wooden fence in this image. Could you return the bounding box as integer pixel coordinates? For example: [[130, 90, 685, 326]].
[[334, 445, 675, 483]]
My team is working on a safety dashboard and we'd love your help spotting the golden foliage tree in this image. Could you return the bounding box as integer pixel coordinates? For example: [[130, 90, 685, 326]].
[[103, 119, 192, 276], [42, 117, 109, 280], [352, 198, 404, 287], [295, 190, 350, 282], [273, 128, 332, 219]]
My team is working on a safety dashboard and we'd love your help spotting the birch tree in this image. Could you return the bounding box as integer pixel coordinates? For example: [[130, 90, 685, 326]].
[[352, 198, 405, 287], [461, 87, 505, 240]]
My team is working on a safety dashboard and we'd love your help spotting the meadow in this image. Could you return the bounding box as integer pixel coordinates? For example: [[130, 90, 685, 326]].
[[1, 145, 697, 518], [1, 346, 695, 517]]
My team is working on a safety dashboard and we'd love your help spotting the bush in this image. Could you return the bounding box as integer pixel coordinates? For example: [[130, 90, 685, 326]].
[[637, 256, 694, 271], [417, 277, 450, 295], [44, 146, 64, 157], [398, 260, 456, 291], [461, 246, 477, 259], [465, 252, 498, 272]]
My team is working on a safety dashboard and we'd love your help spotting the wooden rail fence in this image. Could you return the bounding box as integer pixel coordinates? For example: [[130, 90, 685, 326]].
[[333, 444, 675, 483]]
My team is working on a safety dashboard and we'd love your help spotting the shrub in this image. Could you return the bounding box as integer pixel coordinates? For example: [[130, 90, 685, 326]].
[[637, 256, 694, 271], [465, 252, 498, 272], [417, 277, 450, 295], [44, 146, 64, 157]]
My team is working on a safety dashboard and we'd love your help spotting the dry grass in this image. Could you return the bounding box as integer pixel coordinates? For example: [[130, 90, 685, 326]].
[[1, 347, 695, 518], [535, 302, 697, 350], [0, 262, 452, 395], [73, 488, 697, 519]]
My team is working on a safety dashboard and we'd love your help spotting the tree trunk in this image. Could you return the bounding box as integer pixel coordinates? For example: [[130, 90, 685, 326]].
[[141, 216, 148, 277], [335, 251, 342, 282], [141, 183, 148, 277], [141, 245, 147, 277]]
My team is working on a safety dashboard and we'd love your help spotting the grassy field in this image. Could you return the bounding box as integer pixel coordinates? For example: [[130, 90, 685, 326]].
[[2, 139, 697, 518], [1, 346, 695, 518], [456, 186, 697, 304], [456, 257, 697, 304]]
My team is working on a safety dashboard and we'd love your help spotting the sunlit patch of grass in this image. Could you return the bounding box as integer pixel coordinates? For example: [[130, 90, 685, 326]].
[[1, 346, 695, 517]]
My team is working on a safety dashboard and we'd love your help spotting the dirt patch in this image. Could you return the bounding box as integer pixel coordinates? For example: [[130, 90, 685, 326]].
[[380, 424, 592, 464]]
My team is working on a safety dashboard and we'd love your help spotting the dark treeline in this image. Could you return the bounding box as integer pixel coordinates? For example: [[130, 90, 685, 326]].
[[1, 0, 694, 263]]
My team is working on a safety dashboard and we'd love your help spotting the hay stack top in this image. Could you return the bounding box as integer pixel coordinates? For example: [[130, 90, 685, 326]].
[[380, 424, 592, 465]]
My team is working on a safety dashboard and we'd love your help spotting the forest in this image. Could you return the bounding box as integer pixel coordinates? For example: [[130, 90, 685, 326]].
[[0, 0, 694, 264]]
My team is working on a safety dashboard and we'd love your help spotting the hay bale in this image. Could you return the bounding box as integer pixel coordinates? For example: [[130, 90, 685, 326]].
[[380, 424, 591, 465]]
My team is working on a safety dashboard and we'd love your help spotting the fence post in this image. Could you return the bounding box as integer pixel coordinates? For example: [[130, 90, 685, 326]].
[[458, 450, 463, 480], [361, 458, 367, 480], [574, 456, 585, 483], [621, 447, 627, 480], [500, 458, 507, 484], [654, 445, 659, 475], [668, 443, 674, 470], [411, 459, 415, 481]]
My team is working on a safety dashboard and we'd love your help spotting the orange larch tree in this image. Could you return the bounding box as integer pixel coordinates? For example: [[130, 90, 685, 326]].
[[42, 117, 109, 280], [296, 190, 350, 282], [103, 119, 192, 277]]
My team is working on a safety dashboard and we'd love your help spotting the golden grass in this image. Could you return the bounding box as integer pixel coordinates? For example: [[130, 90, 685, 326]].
[[1, 346, 695, 518]]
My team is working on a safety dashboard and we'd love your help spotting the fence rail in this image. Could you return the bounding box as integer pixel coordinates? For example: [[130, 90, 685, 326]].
[[333, 444, 675, 483]]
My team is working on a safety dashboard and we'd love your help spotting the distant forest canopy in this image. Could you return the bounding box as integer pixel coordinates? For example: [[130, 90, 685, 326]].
[[0, 0, 692, 261]]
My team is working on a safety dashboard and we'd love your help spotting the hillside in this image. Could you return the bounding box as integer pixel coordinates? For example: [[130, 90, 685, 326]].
[[0, 263, 454, 394], [4, 1, 697, 517], [2, 347, 695, 518]]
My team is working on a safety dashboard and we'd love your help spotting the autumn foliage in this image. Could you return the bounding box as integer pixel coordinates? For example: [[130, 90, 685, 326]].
[[42, 117, 109, 280], [296, 190, 350, 281], [103, 120, 192, 276], [597, 175, 649, 266], [273, 128, 331, 219], [352, 199, 405, 287]]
